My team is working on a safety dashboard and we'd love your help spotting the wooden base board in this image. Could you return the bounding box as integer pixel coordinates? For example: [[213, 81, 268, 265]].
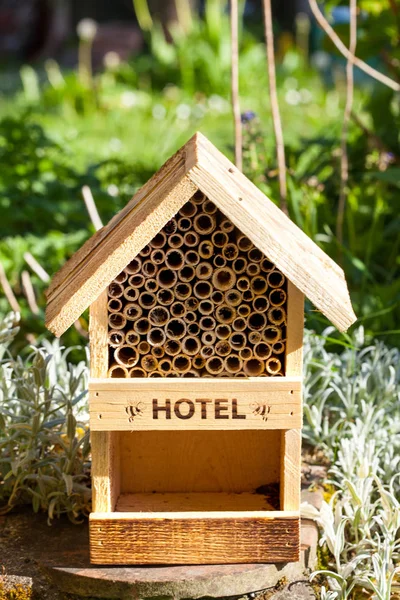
[[89, 492, 300, 565]]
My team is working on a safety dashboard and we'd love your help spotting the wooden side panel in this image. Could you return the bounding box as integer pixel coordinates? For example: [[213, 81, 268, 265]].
[[89, 378, 302, 431], [90, 513, 300, 564], [90, 292, 120, 512], [285, 281, 304, 377]]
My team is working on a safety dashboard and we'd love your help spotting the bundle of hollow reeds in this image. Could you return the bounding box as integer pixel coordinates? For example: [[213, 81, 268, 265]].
[[107, 192, 287, 378]]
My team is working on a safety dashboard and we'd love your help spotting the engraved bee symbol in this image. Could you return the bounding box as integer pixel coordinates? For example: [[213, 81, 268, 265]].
[[251, 402, 271, 422], [125, 402, 145, 422]]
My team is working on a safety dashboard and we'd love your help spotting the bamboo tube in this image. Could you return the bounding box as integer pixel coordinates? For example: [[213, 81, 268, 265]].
[[185, 297, 199, 311], [196, 262, 213, 280], [134, 317, 151, 335], [184, 311, 196, 323], [251, 276, 268, 295], [184, 231, 199, 247], [187, 322, 200, 336], [215, 304, 236, 324], [123, 286, 139, 302], [150, 231, 166, 248], [149, 306, 169, 326], [108, 330, 125, 347], [202, 199, 217, 214], [239, 347, 253, 360], [159, 358, 172, 374], [164, 218, 178, 235], [175, 283, 192, 301], [202, 331, 216, 346], [212, 267, 236, 291], [254, 342, 272, 360], [182, 370, 200, 378], [192, 190, 206, 204], [213, 255, 227, 268], [138, 340, 151, 355], [224, 355, 243, 374], [185, 250, 200, 266], [267, 270, 286, 288], [249, 331, 262, 344], [166, 248, 185, 270], [266, 357, 282, 375], [149, 371, 164, 378], [177, 217, 192, 232], [147, 327, 166, 347], [267, 306, 287, 326], [166, 372, 180, 378], [215, 324, 231, 339], [194, 280, 212, 299], [243, 290, 254, 302], [253, 295, 270, 313], [145, 278, 158, 293], [199, 316, 216, 331], [222, 243, 239, 261], [125, 330, 140, 346], [138, 292, 157, 310], [108, 364, 129, 378], [125, 257, 142, 274], [225, 289, 242, 307], [142, 355, 159, 373], [237, 276, 250, 291], [129, 367, 147, 378], [244, 358, 265, 376], [235, 372, 247, 378], [152, 346, 165, 358], [157, 288, 174, 306], [215, 340, 231, 357], [229, 332, 246, 350], [232, 317, 246, 331], [166, 318, 186, 340], [182, 335, 201, 355], [108, 298, 123, 313], [248, 248, 263, 263], [198, 300, 213, 315], [129, 274, 145, 288], [198, 240, 214, 259], [114, 271, 128, 284], [140, 244, 151, 257], [108, 282, 124, 298], [142, 261, 157, 277], [165, 339, 181, 356], [124, 302, 142, 321], [232, 257, 247, 274], [193, 354, 206, 369], [151, 249, 165, 265], [179, 265, 196, 283], [212, 230, 229, 248], [237, 235, 253, 252], [193, 213, 216, 235], [172, 354, 192, 374], [200, 346, 215, 359], [169, 233, 184, 248], [179, 200, 197, 217], [205, 356, 224, 375], [237, 304, 250, 317], [272, 341, 286, 354], [247, 263, 260, 277], [261, 258, 274, 272], [220, 219, 234, 233], [211, 290, 224, 305], [157, 268, 178, 289], [114, 345, 139, 367], [108, 313, 126, 330], [171, 302, 186, 318], [262, 326, 282, 344], [269, 288, 287, 307]]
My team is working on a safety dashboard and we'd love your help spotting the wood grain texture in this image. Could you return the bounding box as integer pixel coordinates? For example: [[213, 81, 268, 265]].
[[89, 513, 300, 564], [285, 281, 304, 378], [280, 429, 301, 511], [89, 377, 302, 431]]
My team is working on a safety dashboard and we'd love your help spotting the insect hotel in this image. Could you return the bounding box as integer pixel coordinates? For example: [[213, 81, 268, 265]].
[[45, 133, 356, 565]]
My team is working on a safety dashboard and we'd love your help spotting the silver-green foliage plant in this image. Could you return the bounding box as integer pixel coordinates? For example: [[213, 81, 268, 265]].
[[302, 327, 400, 599], [0, 313, 90, 523]]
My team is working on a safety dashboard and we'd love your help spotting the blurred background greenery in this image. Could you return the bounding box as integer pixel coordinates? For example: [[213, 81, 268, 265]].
[[0, 0, 399, 351]]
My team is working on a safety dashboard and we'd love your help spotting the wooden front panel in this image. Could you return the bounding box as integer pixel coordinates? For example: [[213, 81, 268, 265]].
[[89, 377, 301, 431]]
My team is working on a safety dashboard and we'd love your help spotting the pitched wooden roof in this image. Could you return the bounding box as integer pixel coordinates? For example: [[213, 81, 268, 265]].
[[45, 132, 356, 336]]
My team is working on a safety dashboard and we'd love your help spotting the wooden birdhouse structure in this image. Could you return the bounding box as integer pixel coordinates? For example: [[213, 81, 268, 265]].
[[45, 132, 356, 566]]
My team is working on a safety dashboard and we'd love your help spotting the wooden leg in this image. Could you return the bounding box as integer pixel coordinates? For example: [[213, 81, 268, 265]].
[[280, 429, 301, 511], [91, 431, 120, 512]]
